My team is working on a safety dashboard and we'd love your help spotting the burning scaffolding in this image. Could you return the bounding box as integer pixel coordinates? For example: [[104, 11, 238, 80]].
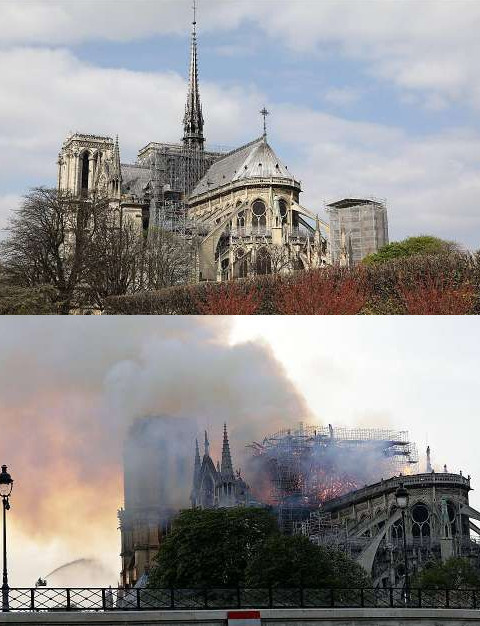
[[249, 424, 418, 508]]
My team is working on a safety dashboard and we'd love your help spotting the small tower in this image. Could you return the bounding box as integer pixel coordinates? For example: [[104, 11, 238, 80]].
[[183, 1, 205, 150], [57, 133, 116, 198], [221, 423, 234, 479]]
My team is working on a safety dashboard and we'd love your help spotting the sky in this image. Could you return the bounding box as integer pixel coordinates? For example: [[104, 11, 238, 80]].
[[0, 315, 478, 588], [0, 0, 480, 247]]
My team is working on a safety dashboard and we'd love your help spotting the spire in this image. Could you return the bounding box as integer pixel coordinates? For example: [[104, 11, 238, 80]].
[[183, 0, 205, 150], [204, 430, 210, 457], [260, 107, 269, 138], [426, 445, 432, 473], [221, 423, 234, 478], [193, 438, 201, 489], [110, 134, 121, 198], [113, 135, 120, 176]]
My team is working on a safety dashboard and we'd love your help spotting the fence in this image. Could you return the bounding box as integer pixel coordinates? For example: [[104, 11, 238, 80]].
[[3, 587, 480, 612]]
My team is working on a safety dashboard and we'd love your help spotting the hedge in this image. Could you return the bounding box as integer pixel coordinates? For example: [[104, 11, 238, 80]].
[[105, 253, 480, 315]]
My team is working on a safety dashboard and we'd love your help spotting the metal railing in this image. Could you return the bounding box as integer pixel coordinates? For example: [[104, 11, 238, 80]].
[[4, 587, 480, 612]]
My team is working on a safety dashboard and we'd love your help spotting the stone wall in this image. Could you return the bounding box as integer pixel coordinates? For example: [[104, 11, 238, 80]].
[[5, 608, 480, 626]]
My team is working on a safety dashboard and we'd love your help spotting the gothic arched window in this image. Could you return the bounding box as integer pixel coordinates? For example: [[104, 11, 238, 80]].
[[252, 200, 266, 233], [278, 198, 288, 223], [81, 152, 90, 192], [235, 248, 248, 279], [411, 503, 430, 538], [255, 247, 271, 275]]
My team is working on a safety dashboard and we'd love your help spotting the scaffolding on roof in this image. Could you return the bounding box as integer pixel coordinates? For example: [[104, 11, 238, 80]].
[[249, 423, 418, 510]]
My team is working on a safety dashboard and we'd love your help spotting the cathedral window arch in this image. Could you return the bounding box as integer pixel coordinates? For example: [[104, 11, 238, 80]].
[[278, 197, 288, 223], [255, 247, 271, 275], [235, 248, 248, 279], [251, 199, 266, 233], [80, 151, 90, 192], [410, 502, 431, 539]]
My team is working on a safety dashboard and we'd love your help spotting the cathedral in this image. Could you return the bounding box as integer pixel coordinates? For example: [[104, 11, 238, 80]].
[[57, 8, 387, 282]]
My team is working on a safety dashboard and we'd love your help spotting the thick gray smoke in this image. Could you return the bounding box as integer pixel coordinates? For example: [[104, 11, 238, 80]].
[[0, 317, 310, 586]]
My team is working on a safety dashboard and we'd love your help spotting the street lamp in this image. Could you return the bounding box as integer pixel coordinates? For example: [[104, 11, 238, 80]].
[[0, 466, 13, 612], [395, 482, 410, 600]]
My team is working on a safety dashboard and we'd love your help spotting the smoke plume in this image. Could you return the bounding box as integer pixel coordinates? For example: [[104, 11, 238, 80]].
[[0, 317, 310, 586]]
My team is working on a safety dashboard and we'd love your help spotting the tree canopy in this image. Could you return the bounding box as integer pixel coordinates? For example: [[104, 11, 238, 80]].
[[412, 558, 480, 589], [363, 236, 459, 265], [147, 507, 370, 589]]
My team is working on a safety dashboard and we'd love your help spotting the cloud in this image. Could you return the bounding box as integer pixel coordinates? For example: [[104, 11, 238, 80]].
[[3, 1, 480, 109], [323, 87, 362, 108]]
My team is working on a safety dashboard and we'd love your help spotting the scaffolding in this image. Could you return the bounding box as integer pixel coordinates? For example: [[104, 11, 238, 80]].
[[249, 423, 418, 509], [327, 197, 389, 264]]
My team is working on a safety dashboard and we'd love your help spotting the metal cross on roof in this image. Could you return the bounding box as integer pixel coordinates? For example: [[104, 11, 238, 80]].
[[260, 107, 270, 136]]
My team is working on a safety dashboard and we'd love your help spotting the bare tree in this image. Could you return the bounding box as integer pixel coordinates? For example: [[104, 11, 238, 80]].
[[83, 209, 142, 311], [269, 244, 293, 274], [142, 226, 196, 290], [1, 187, 110, 313]]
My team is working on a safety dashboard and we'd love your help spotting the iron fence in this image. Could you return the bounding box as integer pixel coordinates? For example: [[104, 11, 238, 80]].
[[3, 587, 480, 612]]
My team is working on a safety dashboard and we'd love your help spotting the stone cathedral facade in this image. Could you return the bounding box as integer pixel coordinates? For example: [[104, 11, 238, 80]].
[[57, 11, 387, 282]]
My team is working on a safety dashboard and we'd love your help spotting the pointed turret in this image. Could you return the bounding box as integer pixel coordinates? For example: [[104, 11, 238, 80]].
[[426, 445, 432, 473], [109, 134, 122, 198], [183, 1, 205, 150], [221, 423, 235, 478], [204, 430, 210, 458], [194, 438, 201, 481]]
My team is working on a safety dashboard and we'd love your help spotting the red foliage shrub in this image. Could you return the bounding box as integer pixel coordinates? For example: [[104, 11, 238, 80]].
[[398, 275, 475, 315], [196, 281, 261, 315], [275, 268, 367, 315]]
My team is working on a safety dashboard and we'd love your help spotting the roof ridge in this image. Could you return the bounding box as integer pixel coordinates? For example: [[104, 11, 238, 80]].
[[216, 135, 265, 162]]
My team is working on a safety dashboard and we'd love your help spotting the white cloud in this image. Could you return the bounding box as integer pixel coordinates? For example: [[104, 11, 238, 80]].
[[2, 1, 480, 108], [323, 87, 362, 108]]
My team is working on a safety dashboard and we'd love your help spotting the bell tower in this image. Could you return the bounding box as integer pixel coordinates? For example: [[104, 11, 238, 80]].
[[57, 133, 120, 199]]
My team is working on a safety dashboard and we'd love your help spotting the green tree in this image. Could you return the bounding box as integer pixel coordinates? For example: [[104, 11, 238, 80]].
[[363, 236, 458, 265], [148, 508, 278, 588], [244, 534, 370, 588], [412, 558, 480, 589], [148, 507, 369, 589]]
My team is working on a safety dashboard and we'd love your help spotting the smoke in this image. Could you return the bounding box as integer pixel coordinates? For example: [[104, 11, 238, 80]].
[[0, 316, 310, 586]]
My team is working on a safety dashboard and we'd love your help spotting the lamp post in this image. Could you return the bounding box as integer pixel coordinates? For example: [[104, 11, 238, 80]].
[[0, 465, 13, 612], [395, 482, 410, 602]]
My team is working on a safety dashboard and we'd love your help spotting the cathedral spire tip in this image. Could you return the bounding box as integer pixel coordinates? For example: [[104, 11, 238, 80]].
[[183, 0, 204, 150]]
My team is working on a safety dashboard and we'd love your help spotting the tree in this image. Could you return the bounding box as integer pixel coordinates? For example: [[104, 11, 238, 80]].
[[148, 507, 369, 589], [244, 534, 370, 588], [363, 236, 459, 265], [0, 187, 111, 314], [148, 508, 278, 588], [142, 226, 196, 290], [83, 209, 141, 310], [412, 558, 480, 589]]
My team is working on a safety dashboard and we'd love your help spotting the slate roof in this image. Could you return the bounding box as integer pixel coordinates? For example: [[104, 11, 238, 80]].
[[121, 164, 151, 198], [189, 135, 297, 199]]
